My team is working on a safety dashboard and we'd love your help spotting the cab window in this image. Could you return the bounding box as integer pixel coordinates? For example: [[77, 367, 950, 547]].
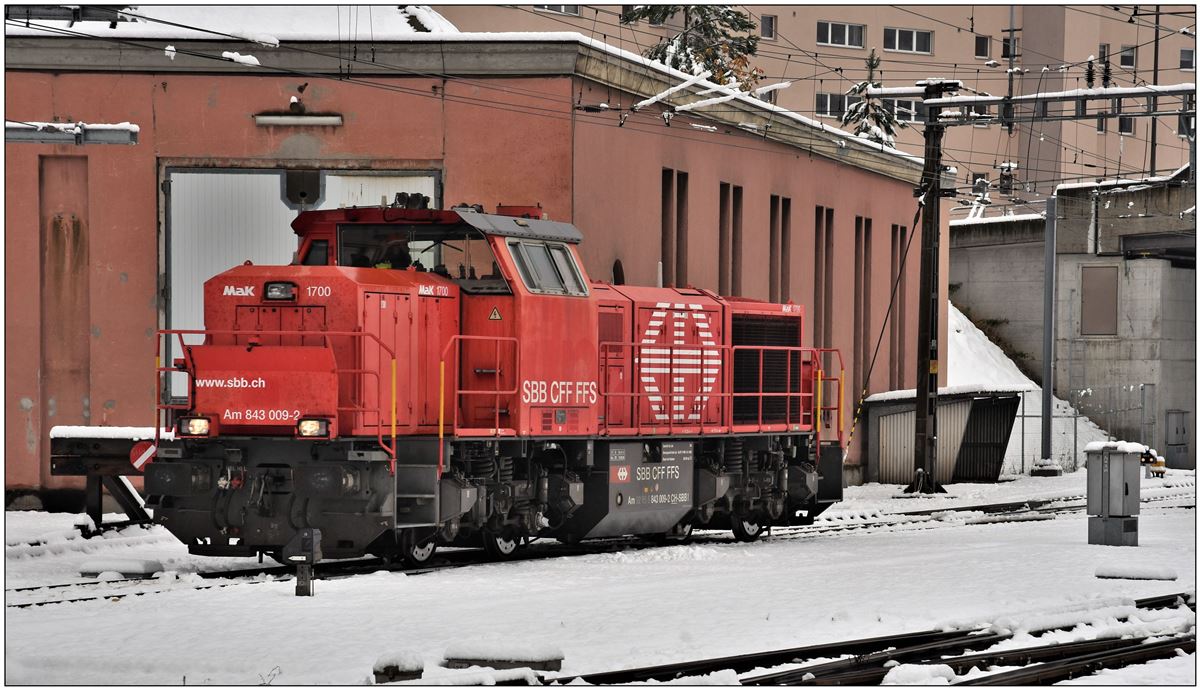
[[507, 240, 587, 296]]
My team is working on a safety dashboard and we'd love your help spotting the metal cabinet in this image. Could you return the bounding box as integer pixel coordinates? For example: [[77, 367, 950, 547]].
[[1086, 451, 1140, 517]]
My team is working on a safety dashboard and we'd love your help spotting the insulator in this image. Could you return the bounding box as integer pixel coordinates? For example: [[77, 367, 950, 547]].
[[1085, 60, 1095, 88], [1102, 60, 1112, 88]]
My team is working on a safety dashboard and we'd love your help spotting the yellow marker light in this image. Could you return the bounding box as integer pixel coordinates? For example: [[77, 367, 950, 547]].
[[182, 417, 210, 436], [297, 418, 328, 437]]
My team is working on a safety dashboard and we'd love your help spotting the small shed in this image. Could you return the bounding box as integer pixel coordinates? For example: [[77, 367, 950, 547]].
[[862, 387, 1025, 484]]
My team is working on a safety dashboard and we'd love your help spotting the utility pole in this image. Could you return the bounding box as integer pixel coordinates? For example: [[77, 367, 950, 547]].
[[904, 80, 957, 495], [1035, 196, 1061, 476], [1150, 5, 1161, 174], [1006, 5, 1017, 135], [864, 78, 1194, 491]]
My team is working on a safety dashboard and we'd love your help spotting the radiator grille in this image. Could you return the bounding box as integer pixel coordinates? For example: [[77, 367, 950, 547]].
[[732, 315, 802, 424]]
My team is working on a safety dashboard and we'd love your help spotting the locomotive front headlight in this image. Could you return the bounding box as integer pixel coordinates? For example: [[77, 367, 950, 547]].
[[297, 418, 329, 438], [179, 416, 211, 437], [264, 282, 297, 301]]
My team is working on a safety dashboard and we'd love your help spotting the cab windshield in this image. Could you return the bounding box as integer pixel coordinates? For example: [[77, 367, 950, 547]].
[[336, 224, 509, 293]]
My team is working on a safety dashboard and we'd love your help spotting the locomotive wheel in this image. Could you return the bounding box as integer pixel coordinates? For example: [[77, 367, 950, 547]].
[[481, 529, 521, 559], [731, 514, 765, 542], [402, 539, 437, 567]]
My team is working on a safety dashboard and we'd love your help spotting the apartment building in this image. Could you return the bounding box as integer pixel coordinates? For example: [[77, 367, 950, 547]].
[[440, 5, 1196, 211]]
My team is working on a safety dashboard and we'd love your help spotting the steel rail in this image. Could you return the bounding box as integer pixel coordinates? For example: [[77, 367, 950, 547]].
[[953, 634, 1196, 685]]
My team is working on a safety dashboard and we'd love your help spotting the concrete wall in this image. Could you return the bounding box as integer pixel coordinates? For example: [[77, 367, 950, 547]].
[[1056, 256, 1196, 467], [949, 216, 1047, 378], [951, 175, 1196, 469]]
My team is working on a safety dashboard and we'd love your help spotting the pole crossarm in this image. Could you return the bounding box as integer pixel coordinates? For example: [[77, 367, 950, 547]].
[[924, 82, 1196, 109]]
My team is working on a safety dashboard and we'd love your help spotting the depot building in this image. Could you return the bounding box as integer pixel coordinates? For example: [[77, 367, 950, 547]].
[[5, 8, 946, 506]]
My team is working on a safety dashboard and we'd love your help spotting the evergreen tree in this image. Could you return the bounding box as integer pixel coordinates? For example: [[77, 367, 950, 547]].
[[841, 48, 907, 147], [620, 5, 762, 88]]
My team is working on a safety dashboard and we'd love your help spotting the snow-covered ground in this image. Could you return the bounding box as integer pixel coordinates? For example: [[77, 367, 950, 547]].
[[5, 469, 1193, 685]]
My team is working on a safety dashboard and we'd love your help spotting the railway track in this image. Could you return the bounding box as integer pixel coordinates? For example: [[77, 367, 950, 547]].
[[547, 592, 1195, 685], [8, 490, 1192, 609]]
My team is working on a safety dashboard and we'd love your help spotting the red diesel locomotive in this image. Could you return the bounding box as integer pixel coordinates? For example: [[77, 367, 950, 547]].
[[141, 197, 846, 564]]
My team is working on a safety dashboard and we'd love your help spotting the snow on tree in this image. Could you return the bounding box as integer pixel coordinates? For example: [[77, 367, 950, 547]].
[[841, 48, 906, 147], [620, 5, 762, 89]]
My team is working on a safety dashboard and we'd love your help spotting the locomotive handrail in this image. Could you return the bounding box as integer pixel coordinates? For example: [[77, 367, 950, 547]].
[[438, 334, 521, 476], [810, 347, 846, 448], [155, 328, 400, 474], [597, 341, 824, 435]]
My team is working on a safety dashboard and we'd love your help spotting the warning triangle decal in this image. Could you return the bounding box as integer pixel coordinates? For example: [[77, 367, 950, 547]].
[[488, 307, 502, 321]]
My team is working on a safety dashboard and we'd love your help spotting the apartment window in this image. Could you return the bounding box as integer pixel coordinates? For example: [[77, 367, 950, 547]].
[[975, 35, 990, 59], [1001, 37, 1019, 59], [717, 183, 744, 295], [885, 98, 920, 123], [761, 89, 778, 105], [1116, 100, 1134, 134], [816, 92, 853, 118], [1120, 45, 1136, 69], [1182, 48, 1195, 71], [817, 20, 864, 48], [885, 27, 932, 54], [620, 5, 637, 22], [1097, 110, 1106, 133], [534, 5, 579, 15], [1098, 43, 1110, 63], [1080, 266, 1118, 336], [968, 102, 990, 126], [661, 169, 675, 287], [761, 14, 776, 40]]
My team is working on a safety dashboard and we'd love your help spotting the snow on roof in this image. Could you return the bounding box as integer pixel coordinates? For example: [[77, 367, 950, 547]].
[[6, 8, 922, 168], [1083, 440, 1150, 454], [949, 212, 1044, 227], [864, 383, 1035, 403], [4, 5, 460, 40]]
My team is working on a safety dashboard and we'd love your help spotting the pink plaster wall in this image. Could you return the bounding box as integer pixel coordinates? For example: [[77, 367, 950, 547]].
[[5, 68, 943, 490]]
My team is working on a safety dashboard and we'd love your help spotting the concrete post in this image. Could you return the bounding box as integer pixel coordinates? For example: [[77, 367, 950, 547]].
[[1036, 196, 1062, 476]]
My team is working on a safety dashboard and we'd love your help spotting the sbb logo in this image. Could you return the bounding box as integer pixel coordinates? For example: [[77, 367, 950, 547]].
[[611, 465, 631, 483]]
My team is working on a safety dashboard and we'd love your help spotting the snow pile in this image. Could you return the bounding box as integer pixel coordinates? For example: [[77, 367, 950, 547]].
[[948, 302, 1110, 474], [1094, 564, 1178, 581], [443, 641, 563, 663], [415, 667, 541, 685], [78, 558, 163, 576], [374, 650, 423, 673], [1058, 653, 1196, 685], [880, 663, 956, 684], [221, 51, 260, 66]]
